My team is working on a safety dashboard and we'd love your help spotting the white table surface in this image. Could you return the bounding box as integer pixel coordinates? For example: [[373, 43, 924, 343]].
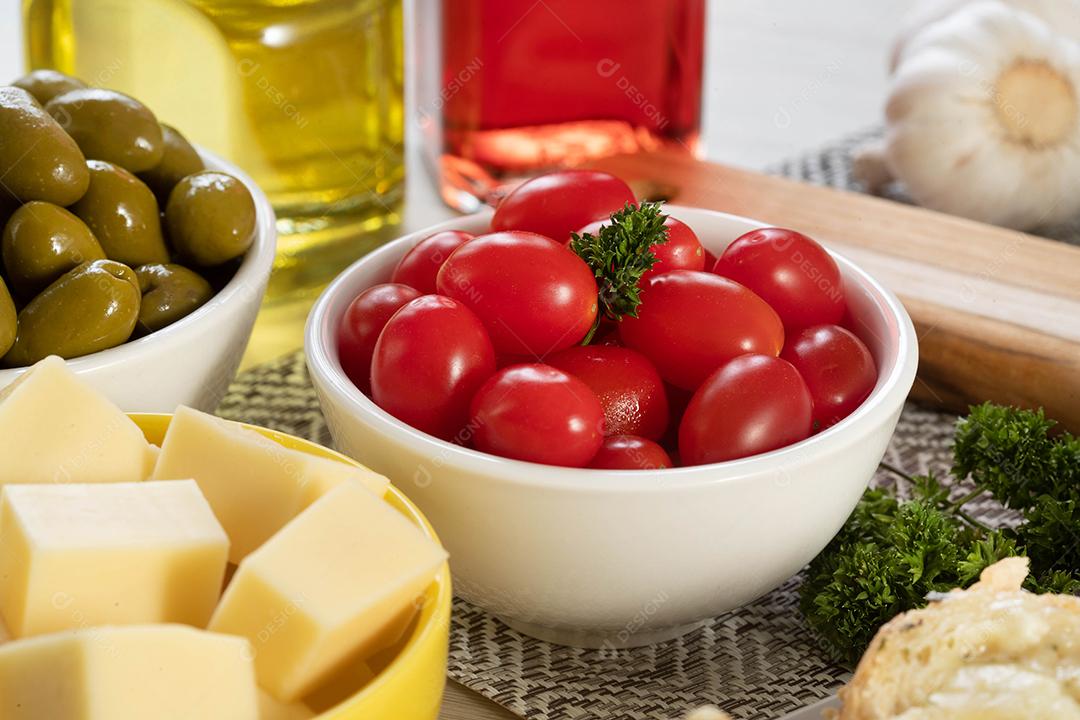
[[0, 1, 909, 717]]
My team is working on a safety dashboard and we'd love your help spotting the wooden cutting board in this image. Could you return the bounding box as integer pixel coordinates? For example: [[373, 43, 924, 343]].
[[587, 151, 1080, 432]]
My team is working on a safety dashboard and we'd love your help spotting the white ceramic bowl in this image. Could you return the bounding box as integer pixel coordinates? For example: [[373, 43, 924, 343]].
[[0, 150, 276, 412], [305, 206, 918, 648]]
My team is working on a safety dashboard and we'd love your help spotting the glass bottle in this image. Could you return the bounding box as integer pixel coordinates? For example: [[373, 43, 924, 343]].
[[24, 0, 405, 295], [417, 0, 705, 212]]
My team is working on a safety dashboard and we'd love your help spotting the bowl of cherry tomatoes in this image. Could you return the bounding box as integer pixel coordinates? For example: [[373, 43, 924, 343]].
[[305, 170, 918, 648]]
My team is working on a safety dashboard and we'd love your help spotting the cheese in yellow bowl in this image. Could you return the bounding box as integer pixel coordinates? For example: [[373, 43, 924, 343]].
[[0, 356, 450, 720]]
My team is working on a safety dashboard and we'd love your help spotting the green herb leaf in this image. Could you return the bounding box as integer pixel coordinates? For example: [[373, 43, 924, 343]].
[[953, 403, 1079, 510], [831, 488, 899, 548], [911, 472, 951, 508], [1027, 569, 1080, 594], [569, 200, 669, 342], [801, 402, 1080, 668], [886, 501, 964, 588], [799, 495, 971, 667], [957, 530, 1020, 586], [1018, 493, 1080, 575], [800, 540, 904, 667]]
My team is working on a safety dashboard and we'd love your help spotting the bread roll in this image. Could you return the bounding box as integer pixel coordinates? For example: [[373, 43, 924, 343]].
[[838, 558, 1080, 718]]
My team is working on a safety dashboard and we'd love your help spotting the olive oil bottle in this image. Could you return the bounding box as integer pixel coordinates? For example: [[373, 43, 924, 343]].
[[24, 0, 405, 296]]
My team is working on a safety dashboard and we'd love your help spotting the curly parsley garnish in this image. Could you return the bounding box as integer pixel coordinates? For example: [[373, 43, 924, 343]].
[[800, 403, 1080, 667], [569, 200, 669, 343]]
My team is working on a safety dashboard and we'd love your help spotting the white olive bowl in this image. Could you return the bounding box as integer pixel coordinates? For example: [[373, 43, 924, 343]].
[[0, 149, 276, 412], [305, 206, 918, 649]]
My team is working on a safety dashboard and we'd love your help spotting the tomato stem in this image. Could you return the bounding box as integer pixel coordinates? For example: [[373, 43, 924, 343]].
[[579, 313, 602, 346]]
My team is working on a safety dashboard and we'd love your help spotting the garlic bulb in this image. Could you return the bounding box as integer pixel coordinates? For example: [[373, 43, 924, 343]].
[[891, 0, 1080, 70], [859, 1, 1080, 230]]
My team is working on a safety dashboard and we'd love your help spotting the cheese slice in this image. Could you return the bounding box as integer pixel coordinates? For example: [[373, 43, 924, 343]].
[[0, 480, 229, 638], [257, 690, 315, 720], [153, 406, 391, 562], [209, 482, 447, 701], [0, 356, 155, 485], [0, 625, 258, 719]]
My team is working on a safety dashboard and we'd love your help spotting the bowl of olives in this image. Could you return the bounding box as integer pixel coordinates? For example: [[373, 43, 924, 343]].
[[0, 71, 276, 412]]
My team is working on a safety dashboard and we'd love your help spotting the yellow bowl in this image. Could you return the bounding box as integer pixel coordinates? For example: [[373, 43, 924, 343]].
[[131, 414, 452, 720]]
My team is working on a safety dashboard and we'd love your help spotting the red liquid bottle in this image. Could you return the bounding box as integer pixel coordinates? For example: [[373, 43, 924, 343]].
[[419, 0, 705, 211]]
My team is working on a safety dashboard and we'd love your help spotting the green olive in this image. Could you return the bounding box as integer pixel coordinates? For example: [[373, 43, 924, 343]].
[[2, 201, 106, 298], [0, 275, 16, 359], [138, 124, 204, 202], [134, 263, 213, 334], [45, 88, 164, 173], [12, 70, 86, 104], [2, 259, 141, 367], [70, 160, 169, 267], [0, 87, 89, 205], [0, 191, 18, 231], [165, 171, 256, 266]]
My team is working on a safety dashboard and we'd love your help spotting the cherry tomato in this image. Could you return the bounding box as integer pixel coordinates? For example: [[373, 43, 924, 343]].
[[572, 216, 705, 282], [495, 352, 535, 369], [570, 219, 606, 244], [589, 435, 672, 470], [781, 324, 877, 430], [371, 295, 496, 442], [712, 227, 845, 332], [661, 381, 694, 449], [391, 230, 473, 294], [679, 354, 813, 465], [338, 283, 421, 394], [619, 270, 784, 390], [643, 217, 705, 281], [469, 364, 604, 467], [436, 231, 598, 357], [547, 345, 668, 440], [492, 170, 635, 241], [593, 328, 623, 346]]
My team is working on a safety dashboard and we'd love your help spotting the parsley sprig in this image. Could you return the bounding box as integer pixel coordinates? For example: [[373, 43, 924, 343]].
[[800, 403, 1080, 667], [569, 201, 669, 343]]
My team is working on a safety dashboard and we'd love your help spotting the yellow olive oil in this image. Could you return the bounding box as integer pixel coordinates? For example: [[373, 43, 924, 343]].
[[24, 0, 405, 297]]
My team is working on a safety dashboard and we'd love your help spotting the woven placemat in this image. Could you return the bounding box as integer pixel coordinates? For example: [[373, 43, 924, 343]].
[[215, 352, 951, 720], [216, 129, 1077, 720]]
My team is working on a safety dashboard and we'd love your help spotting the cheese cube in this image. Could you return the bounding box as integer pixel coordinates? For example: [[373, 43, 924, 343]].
[[303, 656, 377, 714], [0, 356, 155, 485], [0, 480, 229, 638], [153, 406, 391, 562], [209, 482, 447, 701], [257, 690, 315, 720], [0, 625, 258, 719], [303, 599, 419, 712]]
